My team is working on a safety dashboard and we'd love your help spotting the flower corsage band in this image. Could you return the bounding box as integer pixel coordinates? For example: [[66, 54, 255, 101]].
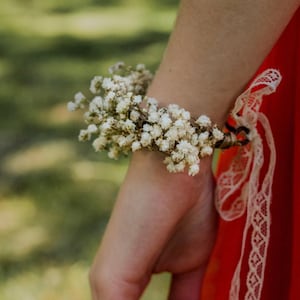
[[67, 62, 250, 176]]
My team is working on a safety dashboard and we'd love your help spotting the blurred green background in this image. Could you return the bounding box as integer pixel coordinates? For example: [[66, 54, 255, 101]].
[[0, 0, 179, 299]]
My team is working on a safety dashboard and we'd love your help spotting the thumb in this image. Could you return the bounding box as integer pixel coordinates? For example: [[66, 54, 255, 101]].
[[168, 267, 207, 300]]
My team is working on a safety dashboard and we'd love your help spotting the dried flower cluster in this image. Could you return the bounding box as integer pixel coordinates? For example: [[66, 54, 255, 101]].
[[67, 62, 226, 176]]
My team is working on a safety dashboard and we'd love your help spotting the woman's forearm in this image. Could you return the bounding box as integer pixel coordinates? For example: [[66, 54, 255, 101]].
[[148, 0, 300, 124]]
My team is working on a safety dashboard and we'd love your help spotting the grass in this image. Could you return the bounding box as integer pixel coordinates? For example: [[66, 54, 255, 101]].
[[0, 0, 178, 299]]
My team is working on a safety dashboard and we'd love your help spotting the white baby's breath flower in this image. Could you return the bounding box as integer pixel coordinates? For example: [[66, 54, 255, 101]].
[[116, 98, 130, 113], [140, 132, 152, 147], [188, 164, 200, 176], [117, 136, 127, 147], [148, 111, 159, 123], [131, 141, 141, 152], [191, 133, 199, 146], [102, 78, 115, 90], [168, 104, 181, 119], [181, 110, 191, 121], [106, 91, 116, 101], [101, 118, 114, 132], [92, 136, 107, 151], [123, 119, 136, 132], [90, 76, 102, 94], [174, 119, 185, 128], [74, 92, 86, 105], [143, 124, 153, 132], [177, 140, 193, 155], [174, 161, 185, 172], [147, 97, 158, 106], [171, 151, 184, 162], [67, 101, 77, 112], [201, 145, 213, 156], [136, 64, 145, 71], [159, 139, 170, 152], [125, 134, 135, 144], [78, 129, 91, 141], [133, 95, 142, 104], [160, 114, 172, 129], [108, 146, 119, 159], [195, 115, 212, 127], [199, 131, 209, 142], [186, 154, 199, 165], [108, 61, 125, 74], [151, 124, 162, 139], [91, 96, 103, 108], [87, 124, 98, 134], [166, 163, 176, 173], [212, 127, 224, 141], [130, 110, 140, 122], [164, 157, 176, 173], [165, 127, 178, 141], [89, 101, 100, 113]]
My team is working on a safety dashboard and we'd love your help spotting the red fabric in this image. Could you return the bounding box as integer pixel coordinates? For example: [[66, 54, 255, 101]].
[[202, 8, 300, 300]]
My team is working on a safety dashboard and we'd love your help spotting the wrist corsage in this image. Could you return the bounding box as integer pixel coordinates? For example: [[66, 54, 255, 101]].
[[67, 62, 250, 176]]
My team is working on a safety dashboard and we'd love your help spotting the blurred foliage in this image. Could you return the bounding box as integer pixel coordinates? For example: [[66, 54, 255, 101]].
[[0, 0, 178, 299]]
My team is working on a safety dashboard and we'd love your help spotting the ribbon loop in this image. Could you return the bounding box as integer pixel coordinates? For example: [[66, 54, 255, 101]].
[[215, 69, 282, 300]]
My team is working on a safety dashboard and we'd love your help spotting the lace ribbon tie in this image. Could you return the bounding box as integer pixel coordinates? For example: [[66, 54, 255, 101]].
[[215, 69, 282, 300]]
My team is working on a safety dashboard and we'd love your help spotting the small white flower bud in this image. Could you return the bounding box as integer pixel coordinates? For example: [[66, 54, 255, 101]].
[[123, 119, 136, 132], [151, 124, 162, 139], [67, 101, 77, 112], [117, 136, 127, 147], [136, 64, 145, 71], [174, 119, 185, 128], [201, 145, 213, 156], [195, 115, 212, 127], [78, 129, 91, 141], [133, 95, 142, 104], [108, 61, 125, 74], [148, 111, 159, 123], [199, 131, 209, 142], [90, 76, 102, 94], [108, 147, 119, 159], [131, 141, 141, 152], [102, 78, 115, 90], [212, 127, 224, 141], [159, 140, 170, 152], [174, 161, 185, 172], [143, 124, 153, 132], [74, 92, 86, 105], [87, 124, 98, 134], [181, 110, 191, 120], [140, 132, 152, 147], [160, 114, 172, 130], [188, 164, 200, 176], [106, 91, 116, 101], [92, 136, 107, 151], [130, 110, 140, 122], [91, 96, 103, 108], [147, 97, 158, 106]]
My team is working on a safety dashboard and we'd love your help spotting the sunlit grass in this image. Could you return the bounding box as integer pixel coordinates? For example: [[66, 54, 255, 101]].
[[3, 140, 76, 175], [0, 4, 176, 39]]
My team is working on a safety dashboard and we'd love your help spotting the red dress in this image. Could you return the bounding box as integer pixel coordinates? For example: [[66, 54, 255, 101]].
[[202, 7, 300, 300]]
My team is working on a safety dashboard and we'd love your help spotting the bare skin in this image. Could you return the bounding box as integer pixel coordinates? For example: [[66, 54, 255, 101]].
[[89, 0, 300, 299]]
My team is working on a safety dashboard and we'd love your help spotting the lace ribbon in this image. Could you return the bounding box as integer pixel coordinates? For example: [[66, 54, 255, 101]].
[[215, 69, 282, 300]]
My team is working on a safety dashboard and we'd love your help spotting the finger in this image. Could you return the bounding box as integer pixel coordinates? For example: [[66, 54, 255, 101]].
[[168, 267, 207, 300]]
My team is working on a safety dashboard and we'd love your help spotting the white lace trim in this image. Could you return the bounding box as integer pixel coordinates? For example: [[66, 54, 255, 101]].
[[215, 69, 282, 300]]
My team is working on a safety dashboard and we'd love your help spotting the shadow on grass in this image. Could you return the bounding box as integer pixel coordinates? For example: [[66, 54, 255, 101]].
[[0, 164, 121, 278]]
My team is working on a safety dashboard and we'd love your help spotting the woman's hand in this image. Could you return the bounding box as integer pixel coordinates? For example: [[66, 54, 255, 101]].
[[89, 151, 217, 300]]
